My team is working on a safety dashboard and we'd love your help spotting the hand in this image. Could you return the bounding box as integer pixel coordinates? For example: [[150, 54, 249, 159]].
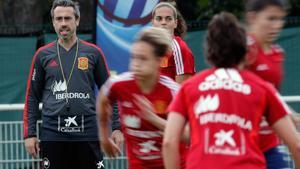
[[111, 130, 124, 151], [133, 94, 156, 122], [101, 138, 121, 158], [24, 137, 40, 158]]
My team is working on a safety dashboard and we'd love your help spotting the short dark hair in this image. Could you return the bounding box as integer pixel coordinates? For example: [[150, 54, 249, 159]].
[[51, 0, 80, 19], [245, 0, 287, 12], [135, 27, 172, 58], [205, 12, 247, 68]]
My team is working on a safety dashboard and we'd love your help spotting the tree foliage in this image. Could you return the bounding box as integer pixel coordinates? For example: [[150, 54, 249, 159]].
[[196, 0, 245, 19], [177, 0, 300, 21], [289, 0, 300, 15]]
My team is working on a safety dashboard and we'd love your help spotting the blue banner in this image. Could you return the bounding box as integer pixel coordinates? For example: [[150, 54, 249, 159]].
[[96, 0, 160, 73]]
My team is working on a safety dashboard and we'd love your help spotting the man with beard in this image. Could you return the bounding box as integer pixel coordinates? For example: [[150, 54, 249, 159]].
[[23, 0, 122, 168]]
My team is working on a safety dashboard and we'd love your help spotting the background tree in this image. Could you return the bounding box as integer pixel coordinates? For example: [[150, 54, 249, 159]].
[[289, 0, 300, 16]]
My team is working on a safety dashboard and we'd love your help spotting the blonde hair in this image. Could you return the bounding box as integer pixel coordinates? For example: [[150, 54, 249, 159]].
[[135, 27, 172, 57]]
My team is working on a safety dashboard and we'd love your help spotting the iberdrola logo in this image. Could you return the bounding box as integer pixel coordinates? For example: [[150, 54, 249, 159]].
[[51, 80, 67, 94]]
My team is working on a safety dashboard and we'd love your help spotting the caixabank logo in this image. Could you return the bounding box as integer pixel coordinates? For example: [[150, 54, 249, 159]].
[[58, 115, 84, 133], [96, 0, 160, 73]]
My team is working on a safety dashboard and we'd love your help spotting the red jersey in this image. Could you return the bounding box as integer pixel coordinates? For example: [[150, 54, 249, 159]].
[[167, 68, 289, 169], [246, 35, 284, 90], [102, 72, 186, 169], [246, 35, 285, 152], [160, 36, 195, 80]]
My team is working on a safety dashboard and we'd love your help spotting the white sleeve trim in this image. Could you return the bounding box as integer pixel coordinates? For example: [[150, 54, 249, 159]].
[[172, 39, 184, 75]]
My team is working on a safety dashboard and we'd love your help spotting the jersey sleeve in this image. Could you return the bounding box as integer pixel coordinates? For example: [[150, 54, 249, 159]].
[[94, 46, 110, 89], [245, 35, 259, 66], [167, 84, 188, 118], [101, 76, 121, 130], [23, 50, 45, 139], [172, 37, 195, 76], [101, 77, 118, 102], [93, 46, 121, 131], [271, 44, 285, 62], [264, 83, 289, 125]]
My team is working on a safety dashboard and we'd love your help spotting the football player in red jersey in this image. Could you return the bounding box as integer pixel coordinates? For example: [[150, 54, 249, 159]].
[[163, 12, 300, 169], [152, 2, 195, 83], [245, 0, 286, 90], [97, 27, 187, 169], [245, 0, 299, 168]]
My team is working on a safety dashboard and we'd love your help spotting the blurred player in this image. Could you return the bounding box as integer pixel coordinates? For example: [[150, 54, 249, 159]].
[[163, 12, 300, 169], [152, 2, 195, 83], [245, 0, 299, 168], [97, 27, 187, 169]]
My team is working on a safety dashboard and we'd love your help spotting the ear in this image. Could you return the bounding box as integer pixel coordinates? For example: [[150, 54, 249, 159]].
[[174, 18, 178, 29], [76, 17, 80, 26], [52, 18, 55, 27]]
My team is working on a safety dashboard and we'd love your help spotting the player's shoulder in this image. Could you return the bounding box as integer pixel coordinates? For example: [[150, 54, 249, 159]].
[[172, 36, 193, 57], [173, 36, 182, 42], [103, 72, 134, 93], [173, 36, 187, 46], [109, 72, 135, 85], [242, 70, 274, 90], [190, 68, 213, 81], [35, 41, 56, 56], [80, 40, 98, 49], [80, 40, 105, 55], [180, 69, 213, 88], [243, 69, 264, 81], [159, 75, 179, 91], [271, 44, 284, 54]]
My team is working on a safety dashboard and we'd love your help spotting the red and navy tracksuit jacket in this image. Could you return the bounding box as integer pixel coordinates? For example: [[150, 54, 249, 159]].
[[23, 40, 120, 141]]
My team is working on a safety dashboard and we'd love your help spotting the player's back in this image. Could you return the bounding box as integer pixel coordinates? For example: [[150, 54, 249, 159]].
[[179, 68, 286, 169]]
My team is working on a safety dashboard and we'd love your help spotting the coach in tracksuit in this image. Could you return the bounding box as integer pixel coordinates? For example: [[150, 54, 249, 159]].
[[23, 0, 122, 168]]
